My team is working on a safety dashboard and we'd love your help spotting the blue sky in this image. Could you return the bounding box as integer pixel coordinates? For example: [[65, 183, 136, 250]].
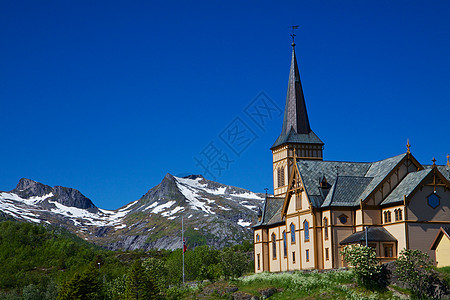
[[1, 1, 449, 210]]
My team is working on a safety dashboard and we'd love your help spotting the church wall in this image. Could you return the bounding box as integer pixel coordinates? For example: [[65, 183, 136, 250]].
[[287, 193, 296, 215], [333, 226, 354, 268], [268, 226, 283, 272], [363, 209, 380, 225], [299, 214, 315, 269], [408, 223, 444, 260], [280, 226, 289, 272], [407, 185, 450, 222], [286, 215, 301, 270], [383, 222, 406, 255], [355, 209, 363, 226], [399, 163, 408, 179], [287, 190, 307, 215], [321, 210, 333, 269], [254, 241, 263, 273]]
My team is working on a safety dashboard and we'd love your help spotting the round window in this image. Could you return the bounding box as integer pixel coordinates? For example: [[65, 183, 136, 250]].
[[339, 215, 348, 224]]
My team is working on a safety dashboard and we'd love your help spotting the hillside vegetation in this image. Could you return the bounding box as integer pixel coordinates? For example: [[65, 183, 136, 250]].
[[0, 220, 448, 299]]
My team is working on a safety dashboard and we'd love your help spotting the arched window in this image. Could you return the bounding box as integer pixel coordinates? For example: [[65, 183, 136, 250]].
[[394, 209, 402, 221], [384, 211, 391, 223], [256, 234, 260, 242], [304, 220, 310, 242], [272, 233, 276, 259], [290, 223, 296, 243], [323, 217, 329, 240], [283, 231, 287, 257]]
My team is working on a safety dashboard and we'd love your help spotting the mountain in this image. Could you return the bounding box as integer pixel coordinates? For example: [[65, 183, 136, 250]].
[[0, 174, 265, 250]]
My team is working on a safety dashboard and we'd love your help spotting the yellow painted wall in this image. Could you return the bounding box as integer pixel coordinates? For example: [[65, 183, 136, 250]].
[[286, 215, 301, 270], [254, 242, 263, 273], [299, 214, 315, 269], [268, 227, 281, 272], [383, 222, 406, 255], [435, 236, 450, 267]]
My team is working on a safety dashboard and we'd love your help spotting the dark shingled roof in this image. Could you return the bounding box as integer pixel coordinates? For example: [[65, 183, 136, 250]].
[[297, 153, 407, 208], [253, 196, 284, 227], [340, 227, 397, 245], [271, 127, 323, 149], [424, 165, 450, 181], [271, 44, 324, 150], [380, 169, 432, 205], [321, 176, 373, 207]]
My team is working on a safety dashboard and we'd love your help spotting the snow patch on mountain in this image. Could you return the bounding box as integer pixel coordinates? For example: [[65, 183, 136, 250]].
[[175, 177, 216, 214], [151, 201, 176, 214], [237, 219, 251, 227]]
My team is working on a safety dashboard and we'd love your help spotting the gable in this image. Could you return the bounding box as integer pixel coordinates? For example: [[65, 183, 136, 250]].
[[431, 227, 450, 250]]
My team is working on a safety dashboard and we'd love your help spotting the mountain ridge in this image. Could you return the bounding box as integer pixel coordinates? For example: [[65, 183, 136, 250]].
[[0, 174, 265, 250]]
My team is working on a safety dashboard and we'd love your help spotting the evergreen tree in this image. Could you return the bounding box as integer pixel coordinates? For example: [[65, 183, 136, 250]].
[[57, 264, 103, 300], [126, 260, 157, 300]]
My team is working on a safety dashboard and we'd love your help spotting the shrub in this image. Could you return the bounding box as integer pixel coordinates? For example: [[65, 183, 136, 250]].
[[395, 249, 436, 299], [340, 244, 381, 289]]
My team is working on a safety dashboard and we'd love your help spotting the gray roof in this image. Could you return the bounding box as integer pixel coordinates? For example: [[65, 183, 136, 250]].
[[253, 196, 284, 227], [380, 169, 432, 206], [358, 154, 406, 201], [424, 165, 450, 181], [271, 127, 323, 149], [340, 227, 397, 245], [297, 153, 407, 208], [321, 176, 373, 207]]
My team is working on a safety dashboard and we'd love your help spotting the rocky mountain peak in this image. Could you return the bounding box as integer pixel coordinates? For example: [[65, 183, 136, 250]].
[[13, 178, 53, 198], [182, 174, 204, 180], [52, 186, 96, 210]]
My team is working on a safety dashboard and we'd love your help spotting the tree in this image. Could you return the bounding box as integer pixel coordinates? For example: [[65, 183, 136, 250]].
[[220, 248, 248, 279], [126, 259, 157, 300], [341, 244, 381, 288], [57, 264, 103, 300], [394, 249, 436, 299]]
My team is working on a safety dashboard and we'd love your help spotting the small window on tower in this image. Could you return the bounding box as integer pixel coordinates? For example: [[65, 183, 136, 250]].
[[295, 192, 302, 210]]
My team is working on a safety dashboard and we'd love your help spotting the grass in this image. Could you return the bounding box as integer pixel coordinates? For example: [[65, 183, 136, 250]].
[[189, 270, 405, 299]]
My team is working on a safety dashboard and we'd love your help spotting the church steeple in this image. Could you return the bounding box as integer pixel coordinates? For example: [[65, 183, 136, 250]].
[[271, 41, 323, 151], [271, 39, 324, 196], [282, 43, 311, 135]]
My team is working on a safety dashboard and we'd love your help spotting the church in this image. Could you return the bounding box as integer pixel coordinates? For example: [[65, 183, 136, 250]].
[[253, 39, 450, 272]]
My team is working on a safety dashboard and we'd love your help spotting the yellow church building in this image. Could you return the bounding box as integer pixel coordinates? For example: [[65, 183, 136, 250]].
[[253, 40, 450, 272]]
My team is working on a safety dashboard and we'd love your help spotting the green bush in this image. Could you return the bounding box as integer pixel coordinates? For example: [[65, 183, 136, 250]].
[[395, 249, 435, 299], [340, 244, 381, 289]]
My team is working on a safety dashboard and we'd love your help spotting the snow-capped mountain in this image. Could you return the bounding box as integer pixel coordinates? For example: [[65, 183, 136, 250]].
[[0, 175, 265, 250]]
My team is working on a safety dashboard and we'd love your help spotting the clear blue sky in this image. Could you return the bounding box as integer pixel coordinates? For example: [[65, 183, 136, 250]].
[[1, 1, 449, 210]]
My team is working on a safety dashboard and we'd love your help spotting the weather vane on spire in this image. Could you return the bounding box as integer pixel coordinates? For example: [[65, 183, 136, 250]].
[[289, 25, 299, 46]]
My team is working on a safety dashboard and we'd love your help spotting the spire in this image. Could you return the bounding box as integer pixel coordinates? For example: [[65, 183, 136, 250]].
[[281, 43, 311, 135]]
